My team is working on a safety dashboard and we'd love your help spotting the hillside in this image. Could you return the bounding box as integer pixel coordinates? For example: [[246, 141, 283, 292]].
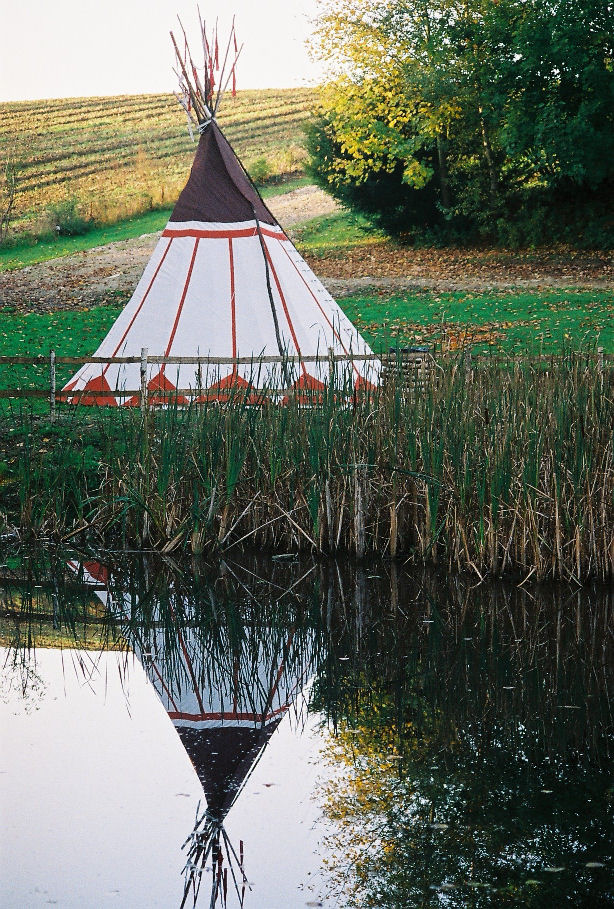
[[0, 88, 315, 232]]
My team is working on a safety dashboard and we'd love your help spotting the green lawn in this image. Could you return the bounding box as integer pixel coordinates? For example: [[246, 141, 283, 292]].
[[0, 307, 122, 397], [0, 286, 611, 406], [344, 289, 614, 355], [292, 210, 386, 254]]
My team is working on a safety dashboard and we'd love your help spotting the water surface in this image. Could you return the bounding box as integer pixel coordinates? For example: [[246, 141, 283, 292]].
[[1, 554, 612, 906]]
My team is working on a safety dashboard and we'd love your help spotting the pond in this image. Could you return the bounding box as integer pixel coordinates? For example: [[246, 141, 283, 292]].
[[1, 552, 612, 907]]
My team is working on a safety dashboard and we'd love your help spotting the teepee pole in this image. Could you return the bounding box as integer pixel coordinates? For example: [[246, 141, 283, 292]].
[[170, 31, 206, 122], [213, 19, 236, 114], [217, 44, 243, 108]]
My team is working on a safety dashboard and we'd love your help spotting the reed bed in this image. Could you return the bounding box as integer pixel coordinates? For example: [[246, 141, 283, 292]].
[[0, 353, 612, 582]]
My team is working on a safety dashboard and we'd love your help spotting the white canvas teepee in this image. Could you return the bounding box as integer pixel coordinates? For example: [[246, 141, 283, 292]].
[[63, 19, 379, 406]]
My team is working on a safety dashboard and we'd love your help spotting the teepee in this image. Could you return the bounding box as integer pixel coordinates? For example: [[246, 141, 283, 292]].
[[63, 18, 379, 406]]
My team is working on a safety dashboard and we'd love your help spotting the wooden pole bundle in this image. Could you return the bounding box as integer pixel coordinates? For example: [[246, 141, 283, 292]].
[[171, 11, 243, 133]]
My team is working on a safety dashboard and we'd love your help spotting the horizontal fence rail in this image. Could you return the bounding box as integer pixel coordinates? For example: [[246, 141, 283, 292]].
[[0, 347, 610, 416]]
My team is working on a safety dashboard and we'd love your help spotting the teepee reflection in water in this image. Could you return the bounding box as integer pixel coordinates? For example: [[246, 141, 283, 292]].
[[69, 559, 318, 908]]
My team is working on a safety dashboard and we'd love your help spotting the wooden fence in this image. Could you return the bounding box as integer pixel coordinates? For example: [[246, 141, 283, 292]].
[[0, 346, 609, 417]]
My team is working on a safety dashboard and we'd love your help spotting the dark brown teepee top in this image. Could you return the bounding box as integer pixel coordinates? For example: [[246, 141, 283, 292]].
[[169, 120, 276, 225]]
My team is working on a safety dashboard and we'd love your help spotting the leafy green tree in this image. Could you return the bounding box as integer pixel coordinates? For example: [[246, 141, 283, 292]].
[[309, 0, 614, 245]]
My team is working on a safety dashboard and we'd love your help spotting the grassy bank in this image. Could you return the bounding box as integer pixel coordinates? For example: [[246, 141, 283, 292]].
[[0, 355, 612, 581]]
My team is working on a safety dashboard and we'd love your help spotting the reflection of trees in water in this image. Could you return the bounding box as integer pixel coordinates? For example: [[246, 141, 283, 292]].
[[3, 554, 613, 906], [314, 569, 614, 907]]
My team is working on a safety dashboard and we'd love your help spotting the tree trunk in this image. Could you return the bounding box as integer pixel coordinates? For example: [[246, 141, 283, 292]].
[[436, 134, 451, 209]]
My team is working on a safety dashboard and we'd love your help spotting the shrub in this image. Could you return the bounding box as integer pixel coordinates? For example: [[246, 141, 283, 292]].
[[249, 157, 271, 185], [48, 198, 93, 237]]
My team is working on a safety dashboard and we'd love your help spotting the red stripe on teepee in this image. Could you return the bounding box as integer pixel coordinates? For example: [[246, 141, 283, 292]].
[[267, 628, 296, 711], [167, 705, 289, 723], [162, 225, 284, 241], [164, 587, 206, 715], [163, 237, 200, 363], [263, 243, 307, 378], [105, 237, 173, 372], [149, 660, 181, 714]]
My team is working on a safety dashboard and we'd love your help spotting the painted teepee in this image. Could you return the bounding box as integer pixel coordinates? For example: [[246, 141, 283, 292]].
[[63, 18, 379, 406]]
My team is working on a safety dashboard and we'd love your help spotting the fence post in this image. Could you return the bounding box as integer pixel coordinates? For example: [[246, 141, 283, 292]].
[[49, 350, 56, 420], [597, 346, 604, 380], [140, 347, 148, 414]]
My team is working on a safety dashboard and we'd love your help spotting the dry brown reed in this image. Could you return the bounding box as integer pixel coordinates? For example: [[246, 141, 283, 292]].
[[1, 353, 612, 582]]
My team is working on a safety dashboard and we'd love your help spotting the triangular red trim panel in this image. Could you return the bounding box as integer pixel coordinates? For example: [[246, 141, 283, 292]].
[[282, 373, 327, 405], [68, 373, 118, 407], [354, 374, 378, 394], [83, 561, 109, 585], [197, 371, 269, 405], [124, 371, 190, 407]]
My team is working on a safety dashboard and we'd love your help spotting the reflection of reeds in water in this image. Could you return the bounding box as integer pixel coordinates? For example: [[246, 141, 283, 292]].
[[316, 565, 614, 769], [312, 567, 614, 908], [4, 552, 611, 764], [2, 353, 612, 580]]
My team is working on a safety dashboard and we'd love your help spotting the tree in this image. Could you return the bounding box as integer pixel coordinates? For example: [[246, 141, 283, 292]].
[[0, 155, 20, 244], [309, 0, 614, 245]]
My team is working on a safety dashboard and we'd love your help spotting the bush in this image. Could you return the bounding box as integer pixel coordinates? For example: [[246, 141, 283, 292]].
[[249, 157, 271, 185], [48, 198, 93, 237]]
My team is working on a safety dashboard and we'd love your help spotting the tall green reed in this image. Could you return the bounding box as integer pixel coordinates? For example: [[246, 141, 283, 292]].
[[0, 354, 612, 581]]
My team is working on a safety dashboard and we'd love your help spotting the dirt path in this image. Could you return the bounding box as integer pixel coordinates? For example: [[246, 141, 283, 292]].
[[0, 185, 611, 313]]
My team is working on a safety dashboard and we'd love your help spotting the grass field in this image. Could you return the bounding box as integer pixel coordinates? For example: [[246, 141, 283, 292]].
[[344, 289, 614, 354], [0, 176, 310, 272], [0, 89, 314, 234]]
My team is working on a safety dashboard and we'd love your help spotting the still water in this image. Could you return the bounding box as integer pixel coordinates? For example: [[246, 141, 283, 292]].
[[1, 553, 612, 907]]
